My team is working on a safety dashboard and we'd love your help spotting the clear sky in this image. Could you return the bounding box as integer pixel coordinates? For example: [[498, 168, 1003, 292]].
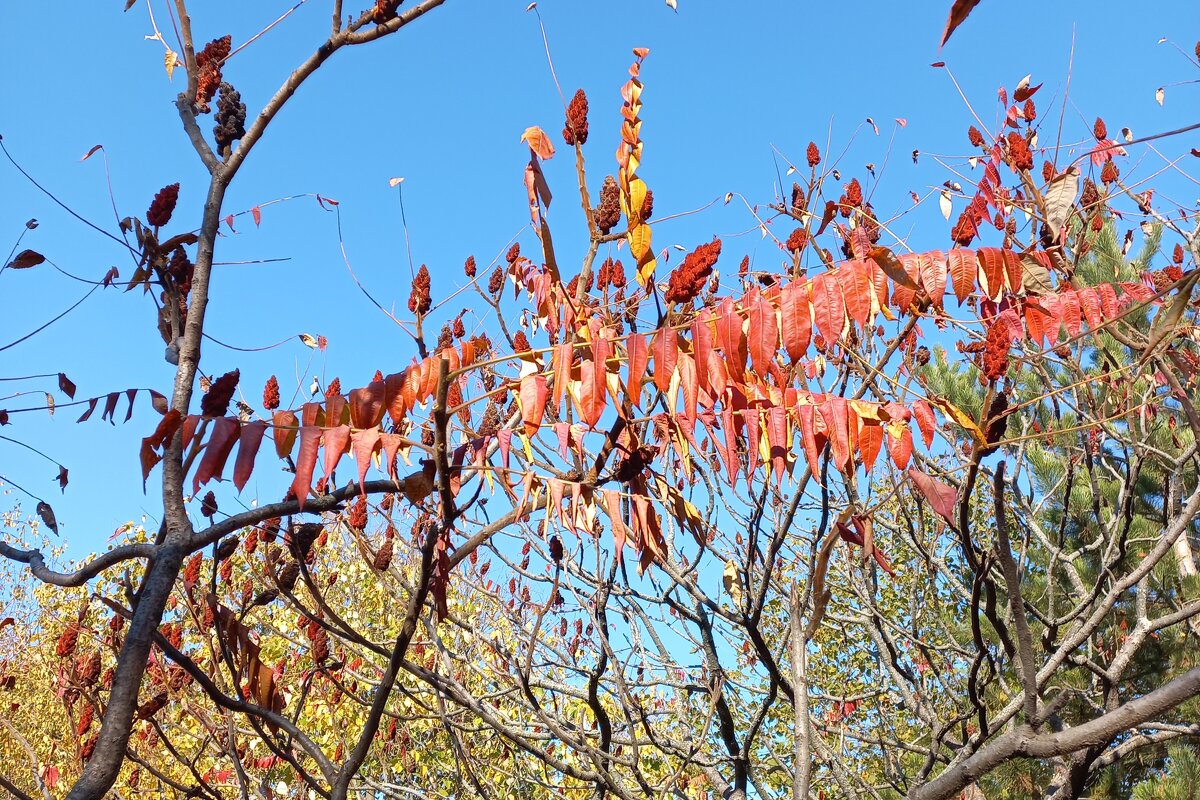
[[1, 1, 1197, 557]]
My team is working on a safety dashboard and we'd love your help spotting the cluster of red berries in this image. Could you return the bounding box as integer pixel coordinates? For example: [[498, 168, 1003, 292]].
[[563, 89, 589, 146], [664, 239, 722, 306]]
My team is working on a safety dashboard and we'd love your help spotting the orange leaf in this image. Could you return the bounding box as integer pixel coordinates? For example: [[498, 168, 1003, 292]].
[[780, 279, 812, 362], [747, 291, 779, 377], [520, 374, 549, 437], [626, 334, 648, 408], [947, 248, 976, 303], [918, 250, 948, 310], [812, 272, 846, 344], [520, 126, 556, 160]]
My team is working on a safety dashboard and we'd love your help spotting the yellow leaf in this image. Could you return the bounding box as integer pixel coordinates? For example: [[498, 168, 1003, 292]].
[[628, 178, 648, 224], [927, 396, 988, 448], [722, 560, 743, 606], [628, 221, 653, 263], [164, 49, 181, 81]]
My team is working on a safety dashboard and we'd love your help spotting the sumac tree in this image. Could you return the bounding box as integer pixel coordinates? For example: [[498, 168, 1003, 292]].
[[2, 4, 1200, 800]]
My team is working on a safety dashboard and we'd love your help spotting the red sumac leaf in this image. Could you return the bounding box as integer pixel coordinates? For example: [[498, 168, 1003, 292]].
[[913, 399, 936, 449], [796, 403, 822, 479], [291, 426, 323, 511], [552, 342, 573, 409], [917, 250, 948, 309], [193, 416, 240, 493], [77, 397, 98, 423], [812, 272, 846, 344], [691, 312, 715, 395], [651, 327, 678, 395], [907, 467, 958, 527], [520, 374, 549, 437], [6, 250, 45, 270], [251, 206, 262, 227], [977, 248, 1006, 300], [273, 411, 299, 459], [1078, 287, 1102, 330], [947, 248, 976, 303], [351, 429, 382, 489], [747, 292, 779, 376], [715, 297, 746, 378], [857, 419, 883, 473], [578, 360, 606, 429], [625, 335, 648, 409], [348, 381, 386, 429], [780, 279, 812, 362], [1059, 288, 1082, 338], [58, 373, 77, 400], [233, 421, 268, 492], [323, 425, 351, 480], [837, 261, 873, 329]]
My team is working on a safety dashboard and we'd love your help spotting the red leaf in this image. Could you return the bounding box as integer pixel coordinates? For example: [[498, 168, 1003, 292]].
[[193, 417, 240, 493], [888, 423, 914, 470], [273, 411, 298, 459], [747, 291, 779, 376], [679, 353, 699, 425], [743, 406, 761, 478], [1041, 293, 1063, 346], [780, 279, 812, 362], [233, 421, 268, 492], [907, 467, 958, 527], [857, 420, 883, 473], [913, 399, 936, 449], [58, 373, 77, 400], [348, 382, 386, 429], [891, 253, 923, 314], [77, 397, 98, 423], [520, 374, 549, 437], [291, 427, 323, 511], [918, 250, 948, 310], [796, 403, 822, 479], [604, 488, 627, 562], [818, 397, 851, 473], [101, 392, 120, 424], [812, 272, 846, 344], [1078, 287, 1102, 330], [251, 206, 262, 227], [715, 297, 746, 378], [947, 248, 976, 303], [625, 334, 648, 408], [6, 249, 45, 270], [651, 327, 678, 394], [552, 342, 573, 409], [767, 405, 787, 486], [837, 261, 873, 328], [1059, 289, 1082, 339], [976, 248, 1006, 300], [578, 359, 606, 429], [323, 425, 351, 480], [691, 313, 715, 395], [351, 428, 382, 489]]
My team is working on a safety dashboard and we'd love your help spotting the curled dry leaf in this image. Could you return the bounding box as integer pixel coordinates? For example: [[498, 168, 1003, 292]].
[[520, 126, 556, 161], [7, 249, 46, 270], [37, 501, 59, 536], [1043, 167, 1079, 239]]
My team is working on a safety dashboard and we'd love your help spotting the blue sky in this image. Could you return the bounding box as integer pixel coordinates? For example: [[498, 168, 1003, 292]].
[[1, 1, 1197, 557]]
